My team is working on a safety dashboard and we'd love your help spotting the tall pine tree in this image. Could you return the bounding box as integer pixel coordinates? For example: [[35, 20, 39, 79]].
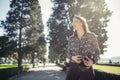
[[47, 0, 68, 62], [1, 0, 32, 67], [25, 0, 45, 67], [1, 0, 46, 67]]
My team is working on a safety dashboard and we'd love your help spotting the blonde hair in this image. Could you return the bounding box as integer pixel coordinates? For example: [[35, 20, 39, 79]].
[[74, 15, 90, 33]]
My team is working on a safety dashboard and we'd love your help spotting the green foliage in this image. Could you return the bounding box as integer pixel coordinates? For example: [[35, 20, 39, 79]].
[[25, 0, 46, 60], [0, 66, 23, 80], [1, 0, 31, 38], [0, 36, 17, 57], [0, 0, 32, 67], [48, 0, 68, 62], [0, 0, 45, 67]]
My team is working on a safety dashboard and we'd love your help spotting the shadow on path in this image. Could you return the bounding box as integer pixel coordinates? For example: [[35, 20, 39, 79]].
[[9, 64, 66, 80]]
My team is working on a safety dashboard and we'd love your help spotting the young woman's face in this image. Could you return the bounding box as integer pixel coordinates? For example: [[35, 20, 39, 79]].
[[73, 17, 83, 31]]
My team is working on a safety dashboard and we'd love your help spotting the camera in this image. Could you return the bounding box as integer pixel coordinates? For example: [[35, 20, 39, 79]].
[[83, 56, 89, 61]]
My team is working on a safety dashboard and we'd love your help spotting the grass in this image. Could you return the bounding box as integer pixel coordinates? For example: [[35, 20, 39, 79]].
[[1, 63, 120, 75], [93, 64, 120, 75], [0, 64, 17, 69], [0, 64, 32, 69]]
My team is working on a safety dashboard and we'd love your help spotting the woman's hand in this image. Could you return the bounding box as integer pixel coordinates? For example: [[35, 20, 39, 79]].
[[83, 56, 93, 69], [71, 55, 82, 64]]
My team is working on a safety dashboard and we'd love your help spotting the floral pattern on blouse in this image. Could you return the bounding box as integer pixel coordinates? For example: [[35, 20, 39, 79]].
[[67, 32, 101, 63]]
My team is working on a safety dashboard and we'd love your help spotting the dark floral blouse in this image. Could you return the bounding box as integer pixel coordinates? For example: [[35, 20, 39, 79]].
[[67, 32, 101, 63]]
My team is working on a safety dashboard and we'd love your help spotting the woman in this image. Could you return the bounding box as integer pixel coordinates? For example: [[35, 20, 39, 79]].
[[66, 15, 101, 80], [43, 57, 46, 68]]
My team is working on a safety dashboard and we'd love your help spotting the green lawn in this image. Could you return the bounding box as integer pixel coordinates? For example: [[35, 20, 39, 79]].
[[93, 64, 120, 75], [0, 64, 17, 69], [0, 64, 32, 69]]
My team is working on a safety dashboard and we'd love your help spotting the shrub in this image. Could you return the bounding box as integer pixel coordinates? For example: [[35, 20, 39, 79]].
[[0, 67, 23, 80], [94, 70, 120, 80]]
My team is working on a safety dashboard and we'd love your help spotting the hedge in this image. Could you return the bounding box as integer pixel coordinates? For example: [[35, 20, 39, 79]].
[[0, 67, 23, 80], [96, 63, 120, 67], [94, 70, 120, 80]]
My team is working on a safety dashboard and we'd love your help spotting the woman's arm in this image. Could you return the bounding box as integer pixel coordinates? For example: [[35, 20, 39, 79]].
[[88, 33, 101, 63], [67, 38, 72, 60], [67, 37, 82, 64]]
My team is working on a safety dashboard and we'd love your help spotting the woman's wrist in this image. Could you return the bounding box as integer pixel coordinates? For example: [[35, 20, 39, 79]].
[[71, 56, 76, 62], [71, 56, 74, 61]]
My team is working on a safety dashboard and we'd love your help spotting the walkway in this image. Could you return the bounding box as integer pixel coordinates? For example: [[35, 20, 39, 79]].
[[9, 63, 66, 80]]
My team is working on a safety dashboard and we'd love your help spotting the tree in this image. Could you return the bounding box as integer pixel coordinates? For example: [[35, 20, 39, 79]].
[[24, 0, 45, 67], [47, 0, 68, 62], [1, 0, 31, 67], [48, 0, 112, 61], [1, 0, 46, 67]]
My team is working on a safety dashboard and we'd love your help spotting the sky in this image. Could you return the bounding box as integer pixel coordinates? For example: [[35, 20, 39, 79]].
[[100, 0, 120, 58], [0, 0, 10, 35], [38, 0, 53, 59], [0, 0, 120, 59]]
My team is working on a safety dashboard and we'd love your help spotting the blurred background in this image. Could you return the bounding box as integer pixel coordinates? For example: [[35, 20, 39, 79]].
[[0, 0, 120, 79]]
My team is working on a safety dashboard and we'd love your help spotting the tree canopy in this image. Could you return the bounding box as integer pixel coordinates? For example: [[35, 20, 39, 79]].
[[0, 0, 45, 67], [0, 36, 17, 57]]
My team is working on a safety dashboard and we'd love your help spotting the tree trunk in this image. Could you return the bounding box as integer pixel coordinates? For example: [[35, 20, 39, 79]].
[[18, 28, 22, 68]]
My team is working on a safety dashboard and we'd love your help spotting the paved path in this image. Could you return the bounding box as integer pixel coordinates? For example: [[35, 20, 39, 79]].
[[9, 63, 66, 80]]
